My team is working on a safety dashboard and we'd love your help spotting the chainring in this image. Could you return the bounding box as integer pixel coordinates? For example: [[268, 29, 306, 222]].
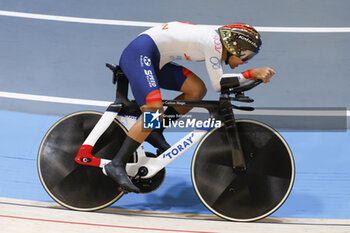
[[132, 152, 166, 193]]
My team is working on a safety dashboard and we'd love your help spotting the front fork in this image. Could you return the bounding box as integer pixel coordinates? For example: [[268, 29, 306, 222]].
[[219, 95, 247, 172]]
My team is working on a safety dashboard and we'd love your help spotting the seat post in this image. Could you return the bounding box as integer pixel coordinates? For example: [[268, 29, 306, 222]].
[[106, 63, 130, 104], [115, 70, 129, 104]]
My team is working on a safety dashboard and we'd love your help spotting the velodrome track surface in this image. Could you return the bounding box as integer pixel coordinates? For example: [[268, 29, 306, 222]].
[[1, 1, 350, 232], [1, 198, 350, 233]]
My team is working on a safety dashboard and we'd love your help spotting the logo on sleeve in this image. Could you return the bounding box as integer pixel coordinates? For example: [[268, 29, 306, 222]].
[[140, 55, 151, 67], [213, 34, 222, 54], [209, 56, 221, 70]]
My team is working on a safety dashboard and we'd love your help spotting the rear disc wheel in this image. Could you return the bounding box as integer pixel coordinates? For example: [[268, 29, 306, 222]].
[[37, 111, 133, 211]]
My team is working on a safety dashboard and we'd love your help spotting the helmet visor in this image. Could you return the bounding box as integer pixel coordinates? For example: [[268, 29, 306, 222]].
[[240, 50, 256, 62]]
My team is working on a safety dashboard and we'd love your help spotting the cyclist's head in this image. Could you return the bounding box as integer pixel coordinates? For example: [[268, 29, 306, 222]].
[[218, 23, 262, 62]]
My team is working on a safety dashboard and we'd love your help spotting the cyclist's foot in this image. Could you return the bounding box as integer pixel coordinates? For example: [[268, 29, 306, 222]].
[[104, 163, 140, 193]]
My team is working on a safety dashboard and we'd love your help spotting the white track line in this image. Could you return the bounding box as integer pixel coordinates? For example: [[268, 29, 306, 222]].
[[0, 91, 111, 107], [1, 10, 350, 32], [0, 91, 349, 116], [1, 197, 349, 233]]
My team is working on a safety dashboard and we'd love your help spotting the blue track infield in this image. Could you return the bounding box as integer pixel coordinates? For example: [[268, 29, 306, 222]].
[[0, 110, 349, 219]]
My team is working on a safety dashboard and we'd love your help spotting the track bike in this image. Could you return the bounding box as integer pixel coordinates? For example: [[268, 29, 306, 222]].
[[37, 64, 295, 222]]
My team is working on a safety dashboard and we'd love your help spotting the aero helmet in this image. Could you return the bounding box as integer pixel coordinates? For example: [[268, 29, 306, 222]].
[[218, 23, 262, 62]]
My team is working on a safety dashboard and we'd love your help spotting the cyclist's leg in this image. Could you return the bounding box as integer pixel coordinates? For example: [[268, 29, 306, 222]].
[[105, 34, 163, 192], [120, 33, 164, 143], [157, 62, 207, 115], [145, 63, 207, 153], [173, 72, 207, 114], [128, 102, 164, 143]]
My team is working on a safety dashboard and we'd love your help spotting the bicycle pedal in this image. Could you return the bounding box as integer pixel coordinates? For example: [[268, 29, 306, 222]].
[[132, 168, 165, 194]]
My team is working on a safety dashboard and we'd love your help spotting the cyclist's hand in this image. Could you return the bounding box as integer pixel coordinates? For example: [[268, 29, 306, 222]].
[[251, 67, 276, 83]]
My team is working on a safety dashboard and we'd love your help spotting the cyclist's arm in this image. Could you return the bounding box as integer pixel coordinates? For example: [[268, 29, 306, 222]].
[[203, 32, 260, 92], [204, 56, 253, 92]]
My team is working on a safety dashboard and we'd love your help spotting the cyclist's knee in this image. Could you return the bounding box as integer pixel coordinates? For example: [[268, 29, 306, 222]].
[[141, 102, 164, 115], [194, 78, 207, 99], [182, 73, 207, 100]]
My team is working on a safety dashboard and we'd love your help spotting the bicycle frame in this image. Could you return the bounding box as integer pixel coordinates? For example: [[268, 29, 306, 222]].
[[74, 63, 261, 179], [75, 110, 211, 179]]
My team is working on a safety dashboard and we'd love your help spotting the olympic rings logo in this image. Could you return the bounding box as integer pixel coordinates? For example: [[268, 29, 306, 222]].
[[209, 56, 221, 70]]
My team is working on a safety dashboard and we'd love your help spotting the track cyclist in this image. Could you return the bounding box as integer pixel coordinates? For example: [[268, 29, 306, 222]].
[[104, 21, 276, 193]]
